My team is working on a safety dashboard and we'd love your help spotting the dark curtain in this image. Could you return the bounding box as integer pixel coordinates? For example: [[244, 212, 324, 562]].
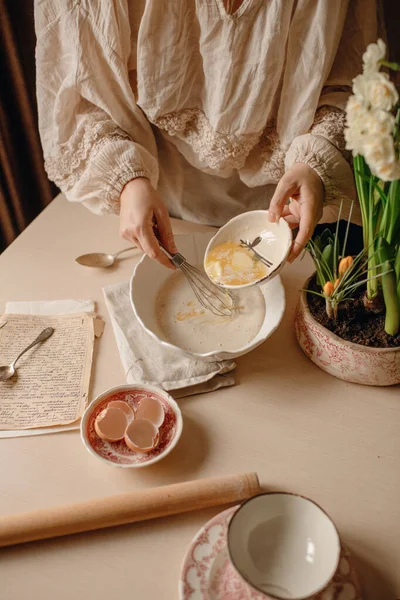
[[0, 1, 398, 253], [0, 0, 57, 253], [384, 0, 400, 83]]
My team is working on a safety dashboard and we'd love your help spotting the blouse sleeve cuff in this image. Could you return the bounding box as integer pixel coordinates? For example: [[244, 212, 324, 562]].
[[59, 138, 159, 216], [105, 165, 154, 214], [284, 133, 360, 224]]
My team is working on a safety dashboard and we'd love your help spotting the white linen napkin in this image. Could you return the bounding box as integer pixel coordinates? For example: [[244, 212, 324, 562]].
[[103, 280, 236, 399], [5, 299, 95, 315], [0, 299, 96, 438]]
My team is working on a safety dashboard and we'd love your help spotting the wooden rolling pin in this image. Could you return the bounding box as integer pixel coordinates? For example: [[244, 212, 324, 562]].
[[0, 472, 260, 547]]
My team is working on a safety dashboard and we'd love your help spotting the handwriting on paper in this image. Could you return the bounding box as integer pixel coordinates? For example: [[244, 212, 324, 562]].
[[0, 313, 94, 429]]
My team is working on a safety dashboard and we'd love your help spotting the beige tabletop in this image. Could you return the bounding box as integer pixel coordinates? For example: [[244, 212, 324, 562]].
[[0, 195, 398, 600]]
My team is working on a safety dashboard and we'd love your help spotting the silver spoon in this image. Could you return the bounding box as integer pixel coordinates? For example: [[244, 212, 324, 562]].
[[0, 327, 54, 382], [75, 246, 138, 268]]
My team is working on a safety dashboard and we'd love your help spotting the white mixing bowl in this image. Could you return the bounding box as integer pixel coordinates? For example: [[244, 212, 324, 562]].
[[130, 231, 285, 360], [204, 210, 292, 289]]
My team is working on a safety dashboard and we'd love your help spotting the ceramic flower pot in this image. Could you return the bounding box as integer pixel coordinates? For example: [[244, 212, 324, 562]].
[[295, 276, 400, 386]]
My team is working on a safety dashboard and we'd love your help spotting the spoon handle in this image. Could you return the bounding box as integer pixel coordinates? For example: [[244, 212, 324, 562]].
[[12, 327, 54, 367], [113, 246, 137, 259]]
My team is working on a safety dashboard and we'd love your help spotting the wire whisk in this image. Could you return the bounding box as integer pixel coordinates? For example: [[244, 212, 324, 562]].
[[160, 246, 234, 318]]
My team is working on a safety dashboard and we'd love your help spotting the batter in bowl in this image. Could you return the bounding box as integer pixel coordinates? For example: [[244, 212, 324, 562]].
[[155, 270, 265, 354]]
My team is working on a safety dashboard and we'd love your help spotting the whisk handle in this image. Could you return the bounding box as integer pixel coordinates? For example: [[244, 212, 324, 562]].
[[158, 245, 186, 268]]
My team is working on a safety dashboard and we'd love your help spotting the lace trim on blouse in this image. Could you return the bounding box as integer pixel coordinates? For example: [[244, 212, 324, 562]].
[[310, 106, 349, 159], [45, 104, 348, 210], [155, 109, 260, 171], [44, 111, 133, 191], [154, 106, 348, 176]]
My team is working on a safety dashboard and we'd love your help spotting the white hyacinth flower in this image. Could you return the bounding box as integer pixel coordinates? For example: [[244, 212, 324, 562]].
[[345, 95, 364, 121], [362, 38, 386, 74], [366, 109, 395, 136], [363, 135, 397, 180], [345, 39, 399, 180], [352, 73, 368, 101], [345, 97, 369, 154], [372, 161, 400, 182], [365, 72, 399, 111], [344, 128, 365, 156]]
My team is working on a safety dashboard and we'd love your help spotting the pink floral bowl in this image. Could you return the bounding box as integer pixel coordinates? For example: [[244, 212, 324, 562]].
[[80, 384, 183, 468], [295, 277, 400, 386]]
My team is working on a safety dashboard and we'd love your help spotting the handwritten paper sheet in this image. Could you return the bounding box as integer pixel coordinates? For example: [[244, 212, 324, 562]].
[[0, 313, 94, 430]]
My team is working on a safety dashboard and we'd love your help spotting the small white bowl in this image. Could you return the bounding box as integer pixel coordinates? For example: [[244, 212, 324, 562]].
[[227, 492, 341, 600], [204, 210, 292, 289], [130, 231, 286, 360], [80, 384, 183, 468]]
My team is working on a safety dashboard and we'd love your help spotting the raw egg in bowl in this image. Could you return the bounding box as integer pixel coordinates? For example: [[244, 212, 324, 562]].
[[130, 232, 285, 360], [204, 210, 292, 289]]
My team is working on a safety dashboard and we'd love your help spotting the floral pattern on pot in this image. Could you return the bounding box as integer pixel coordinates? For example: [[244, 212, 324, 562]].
[[179, 506, 362, 600], [295, 279, 400, 387]]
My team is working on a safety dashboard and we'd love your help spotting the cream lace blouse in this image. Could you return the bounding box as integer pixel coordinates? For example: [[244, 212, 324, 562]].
[[35, 0, 378, 225]]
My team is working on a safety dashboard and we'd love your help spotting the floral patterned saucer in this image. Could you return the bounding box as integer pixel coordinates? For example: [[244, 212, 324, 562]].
[[179, 506, 362, 600]]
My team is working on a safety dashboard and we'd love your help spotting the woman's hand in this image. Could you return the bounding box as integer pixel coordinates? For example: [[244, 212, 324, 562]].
[[119, 177, 177, 269], [268, 164, 324, 262]]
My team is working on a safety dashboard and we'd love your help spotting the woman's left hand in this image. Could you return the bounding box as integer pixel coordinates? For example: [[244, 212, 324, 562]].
[[268, 163, 324, 262]]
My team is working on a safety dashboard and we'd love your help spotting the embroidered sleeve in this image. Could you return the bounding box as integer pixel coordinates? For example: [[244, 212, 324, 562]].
[[285, 106, 359, 222], [35, 3, 158, 215]]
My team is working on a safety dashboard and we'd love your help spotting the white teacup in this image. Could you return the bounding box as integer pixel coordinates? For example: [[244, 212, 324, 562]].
[[227, 492, 341, 599]]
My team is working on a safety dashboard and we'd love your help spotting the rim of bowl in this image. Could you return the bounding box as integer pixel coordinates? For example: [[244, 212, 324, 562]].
[[203, 210, 292, 290], [227, 491, 341, 600], [130, 262, 285, 359], [80, 384, 183, 468], [300, 274, 399, 354]]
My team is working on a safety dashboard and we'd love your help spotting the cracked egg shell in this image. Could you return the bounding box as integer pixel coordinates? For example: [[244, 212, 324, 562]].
[[107, 400, 134, 421], [124, 418, 159, 453], [94, 407, 128, 442], [135, 396, 165, 428]]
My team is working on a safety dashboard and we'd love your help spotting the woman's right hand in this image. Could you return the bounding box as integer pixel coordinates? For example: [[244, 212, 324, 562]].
[[119, 177, 177, 269]]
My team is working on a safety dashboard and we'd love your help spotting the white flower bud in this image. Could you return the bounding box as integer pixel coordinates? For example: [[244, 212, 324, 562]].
[[362, 39, 386, 74]]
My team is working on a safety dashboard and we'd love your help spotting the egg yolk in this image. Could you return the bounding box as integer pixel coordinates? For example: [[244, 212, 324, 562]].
[[205, 241, 268, 286]]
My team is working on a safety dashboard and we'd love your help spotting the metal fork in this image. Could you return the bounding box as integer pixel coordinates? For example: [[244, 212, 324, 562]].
[[240, 238, 273, 268]]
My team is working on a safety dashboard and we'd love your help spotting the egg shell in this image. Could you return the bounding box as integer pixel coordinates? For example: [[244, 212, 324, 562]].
[[135, 397, 165, 428], [94, 407, 128, 442], [107, 400, 134, 421], [125, 418, 159, 453]]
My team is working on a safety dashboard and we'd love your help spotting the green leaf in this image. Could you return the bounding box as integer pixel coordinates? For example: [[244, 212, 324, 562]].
[[342, 201, 354, 259], [321, 243, 334, 272], [301, 288, 327, 299], [314, 235, 321, 252], [320, 229, 333, 247], [353, 155, 370, 249], [333, 201, 343, 279], [395, 246, 400, 281], [356, 171, 388, 205], [379, 59, 400, 71], [379, 259, 400, 335]]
